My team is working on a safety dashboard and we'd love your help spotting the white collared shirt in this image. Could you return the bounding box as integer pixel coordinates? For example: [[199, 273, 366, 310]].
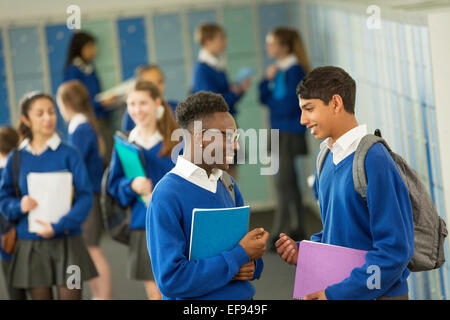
[[321, 124, 368, 165], [198, 48, 226, 71], [170, 156, 223, 193], [19, 132, 61, 156], [128, 127, 163, 150], [0, 156, 6, 168], [72, 57, 94, 75], [68, 113, 88, 134], [276, 54, 298, 71]]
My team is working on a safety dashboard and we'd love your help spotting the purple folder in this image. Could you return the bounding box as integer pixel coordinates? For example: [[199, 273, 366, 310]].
[[293, 240, 368, 299]]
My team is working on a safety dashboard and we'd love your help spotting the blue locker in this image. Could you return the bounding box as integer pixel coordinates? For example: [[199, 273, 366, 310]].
[[9, 27, 43, 76], [0, 32, 11, 125], [45, 24, 73, 77], [187, 10, 217, 62], [258, 2, 289, 68], [117, 17, 149, 80], [153, 13, 184, 63]]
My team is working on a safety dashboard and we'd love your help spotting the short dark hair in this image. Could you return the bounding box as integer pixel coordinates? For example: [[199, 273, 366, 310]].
[[296, 66, 356, 114], [0, 126, 19, 155], [175, 91, 229, 129]]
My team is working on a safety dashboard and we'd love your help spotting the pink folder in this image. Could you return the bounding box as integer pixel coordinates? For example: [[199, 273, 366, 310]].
[[293, 240, 368, 299]]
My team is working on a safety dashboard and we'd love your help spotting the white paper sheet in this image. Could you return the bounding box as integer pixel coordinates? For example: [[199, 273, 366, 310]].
[[27, 171, 73, 234]]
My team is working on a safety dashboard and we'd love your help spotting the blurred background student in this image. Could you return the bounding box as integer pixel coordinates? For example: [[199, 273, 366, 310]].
[[258, 27, 311, 247], [0, 91, 97, 300], [121, 65, 178, 133], [191, 23, 251, 180], [63, 31, 116, 161], [57, 81, 112, 300], [108, 80, 179, 300], [0, 126, 27, 300]]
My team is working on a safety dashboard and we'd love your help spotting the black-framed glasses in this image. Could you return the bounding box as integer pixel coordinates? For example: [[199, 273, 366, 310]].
[[201, 128, 240, 143]]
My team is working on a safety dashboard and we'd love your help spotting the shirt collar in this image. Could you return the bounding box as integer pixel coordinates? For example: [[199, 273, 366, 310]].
[[198, 48, 226, 70], [68, 113, 88, 134], [0, 156, 6, 168], [128, 128, 163, 150], [19, 132, 61, 155], [174, 156, 223, 182], [277, 54, 298, 71], [321, 124, 367, 155], [72, 57, 94, 75]]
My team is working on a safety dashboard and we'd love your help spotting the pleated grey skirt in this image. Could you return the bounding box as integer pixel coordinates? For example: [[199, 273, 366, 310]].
[[10, 235, 98, 289], [127, 229, 154, 281]]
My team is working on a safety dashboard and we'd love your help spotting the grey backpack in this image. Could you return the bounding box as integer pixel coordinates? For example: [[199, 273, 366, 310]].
[[316, 129, 447, 272]]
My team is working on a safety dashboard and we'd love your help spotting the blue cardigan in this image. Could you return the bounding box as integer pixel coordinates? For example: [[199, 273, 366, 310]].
[[64, 64, 109, 119], [312, 143, 414, 299], [259, 64, 307, 134], [0, 144, 93, 240], [147, 172, 264, 300], [191, 62, 242, 117]]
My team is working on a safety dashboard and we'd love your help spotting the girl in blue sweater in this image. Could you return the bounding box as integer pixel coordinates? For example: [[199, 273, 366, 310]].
[[259, 27, 311, 246], [63, 31, 115, 161], [0, 91, 97, 300], [108, 80, 179, 300], [57, 80, 112, 300]]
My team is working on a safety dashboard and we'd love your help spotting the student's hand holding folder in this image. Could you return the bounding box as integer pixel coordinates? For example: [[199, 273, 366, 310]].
[[275, 233, 299, 265], [131, 177, 153, 195], [20, 195, 38, 214], [238, 228, 270, 260]]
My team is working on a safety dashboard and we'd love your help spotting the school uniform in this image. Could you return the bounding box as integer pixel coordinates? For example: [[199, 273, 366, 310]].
[[64, 57, 114, 161], [191, 49, 242, 117], [147, 156, 264, 300], [258, 54, 308, 239], [107, 129, 175, 281], [312, 124, 414, 300], [67, 114, 104, 246], [0, 165, 27, 299], [121, 100, 178, 133], [0, 133, 98, 289]]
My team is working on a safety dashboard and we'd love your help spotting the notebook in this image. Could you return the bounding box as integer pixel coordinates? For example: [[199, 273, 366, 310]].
[[114, 133, 147, 204], [189, 206, 250, 261], [234, 67, 255, 84], [27, 171, 73, 233], [293, 240, 368, 299]]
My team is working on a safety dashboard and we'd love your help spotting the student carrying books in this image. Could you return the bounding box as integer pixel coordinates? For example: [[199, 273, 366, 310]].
[[0, 126, 26, 300], [275, 66, 414, 300], [0, 91, 97, 300], [146, 91, 269, 300], [56, 80, 112, 300], [107, 80, 179, 300], [258, 27, 311, 245]]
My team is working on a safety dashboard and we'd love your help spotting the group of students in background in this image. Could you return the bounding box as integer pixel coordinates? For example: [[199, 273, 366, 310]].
[[0, 22, 312, 300]]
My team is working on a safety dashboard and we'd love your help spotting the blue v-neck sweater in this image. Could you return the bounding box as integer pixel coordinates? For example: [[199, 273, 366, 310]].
[[146, 172, 264, 300], [312, 143, 414, 300]]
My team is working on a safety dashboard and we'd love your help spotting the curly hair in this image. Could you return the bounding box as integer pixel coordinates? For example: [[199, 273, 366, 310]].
[[175, 91, 229, 129]]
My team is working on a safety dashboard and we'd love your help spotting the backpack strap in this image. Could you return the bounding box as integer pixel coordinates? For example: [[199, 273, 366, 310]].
[[316, 143, 330, 182], [220, 171, 236, 206], [11, 148, 21, 198], [352, 132, 392, 201]]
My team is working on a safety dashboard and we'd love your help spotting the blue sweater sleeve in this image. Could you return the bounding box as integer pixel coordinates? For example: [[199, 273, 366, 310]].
[[51, 149, 93, 234], [107, 150, 138, 207], [258, 66, 305, 117], [0, 154, 23, 221], [324, 145, 414, 300], [148, 191, 251, 299], [193, 64, 241, 109]]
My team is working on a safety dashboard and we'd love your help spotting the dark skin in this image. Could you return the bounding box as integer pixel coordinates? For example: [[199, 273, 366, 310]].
[[182, 111, 270, 280]]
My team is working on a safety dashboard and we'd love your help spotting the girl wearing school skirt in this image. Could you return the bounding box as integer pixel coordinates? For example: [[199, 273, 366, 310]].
[[57, 80, 112, 300], [108, 80, 179, 300], [0, 91, 97, 300]]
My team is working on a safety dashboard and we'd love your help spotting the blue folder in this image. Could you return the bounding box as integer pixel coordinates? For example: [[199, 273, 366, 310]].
[[189, 206, 250, 261]]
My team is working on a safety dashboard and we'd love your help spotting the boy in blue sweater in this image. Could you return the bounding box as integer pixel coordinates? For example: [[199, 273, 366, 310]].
[[275, 66, 414, 300], [147, 91, 269, 300]]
